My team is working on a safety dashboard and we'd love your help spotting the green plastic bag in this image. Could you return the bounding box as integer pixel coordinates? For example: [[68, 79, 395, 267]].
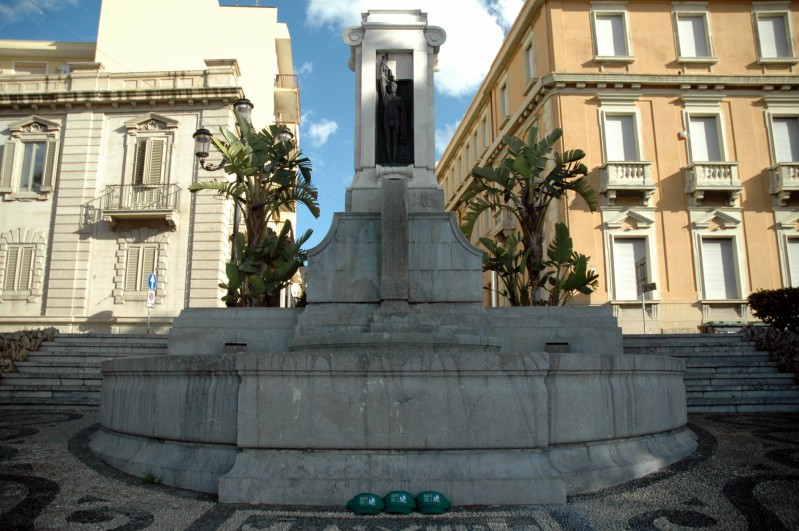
[[347, 492, 384, 515], [383, 490, 416, 514], [416, 491, 451, 514]]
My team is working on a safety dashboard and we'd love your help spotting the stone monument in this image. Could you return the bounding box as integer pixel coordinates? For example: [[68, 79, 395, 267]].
[[90, 10, 697, 506]]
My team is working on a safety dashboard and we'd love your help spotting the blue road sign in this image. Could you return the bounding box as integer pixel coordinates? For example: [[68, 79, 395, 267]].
[[148, 273, 157, 291]]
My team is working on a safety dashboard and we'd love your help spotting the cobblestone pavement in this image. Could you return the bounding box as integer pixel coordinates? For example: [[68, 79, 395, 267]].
[[0, 409, 797, 530]]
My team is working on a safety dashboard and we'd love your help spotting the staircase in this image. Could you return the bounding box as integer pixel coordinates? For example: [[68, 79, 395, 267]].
[[624, 333, 799, 413], [3, 332, 797, 413], [0, 333, 168, 410]]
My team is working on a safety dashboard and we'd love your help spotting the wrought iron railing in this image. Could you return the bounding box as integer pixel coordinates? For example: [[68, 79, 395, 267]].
[[102, 184, 180, 211], [274, 74, 298, 90]]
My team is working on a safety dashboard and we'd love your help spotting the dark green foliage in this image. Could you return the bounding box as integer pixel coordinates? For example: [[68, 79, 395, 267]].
[[748, 288, 799, 333], [461, 126, 598, 305], [189, 113, 319, 306]]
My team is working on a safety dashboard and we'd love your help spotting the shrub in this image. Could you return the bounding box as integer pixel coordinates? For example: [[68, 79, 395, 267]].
[[748, 288, 799, 333], [743, 326, 799, 383], [0, 328, 58, 374]]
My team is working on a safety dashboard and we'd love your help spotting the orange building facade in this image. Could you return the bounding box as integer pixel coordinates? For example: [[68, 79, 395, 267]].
[[437, 0, 799, 333]]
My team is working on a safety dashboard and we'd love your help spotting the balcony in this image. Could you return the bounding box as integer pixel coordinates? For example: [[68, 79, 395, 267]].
[[684, 162, 741, 207], [274, 74, 300, 125], [101, 184, 180, 231], [492, 209, 516, 238], [599, 161, 655, 206], [769, 163, 799, 206]]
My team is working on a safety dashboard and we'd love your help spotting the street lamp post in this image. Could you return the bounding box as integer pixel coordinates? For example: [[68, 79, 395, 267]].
[[192, 98, 295, 306]]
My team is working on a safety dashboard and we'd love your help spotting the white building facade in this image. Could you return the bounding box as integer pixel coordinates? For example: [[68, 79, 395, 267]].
[[0, 0, 300, 332]]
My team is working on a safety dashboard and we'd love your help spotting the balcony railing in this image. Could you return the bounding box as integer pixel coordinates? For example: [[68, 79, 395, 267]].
[[101, 184, 181, 230], [684, 161, 741, 206], [769, 162, 799, 206], [599, 161, 654, 206], [492, 209, 516, 238], [274, 75, 298, 90]]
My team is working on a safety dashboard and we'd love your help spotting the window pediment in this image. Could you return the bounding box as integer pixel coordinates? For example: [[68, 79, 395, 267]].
[[691, 208, 741, 229], [124, 113, 179, 133], [604, 208, 655, 229], [8, 116, 61, 136]]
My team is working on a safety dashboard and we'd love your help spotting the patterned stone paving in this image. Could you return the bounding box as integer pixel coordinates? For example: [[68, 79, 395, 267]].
[[0, 410, 797, 530]]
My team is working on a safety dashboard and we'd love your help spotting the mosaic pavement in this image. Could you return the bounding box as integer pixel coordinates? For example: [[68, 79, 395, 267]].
[[0, 409, 797, 530]]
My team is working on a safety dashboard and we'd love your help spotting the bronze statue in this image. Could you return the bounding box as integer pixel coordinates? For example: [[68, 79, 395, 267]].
[[379, 54, 407, 164]]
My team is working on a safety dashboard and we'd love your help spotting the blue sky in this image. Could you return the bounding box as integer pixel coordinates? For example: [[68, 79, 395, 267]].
[[0, 0, 522, 247]]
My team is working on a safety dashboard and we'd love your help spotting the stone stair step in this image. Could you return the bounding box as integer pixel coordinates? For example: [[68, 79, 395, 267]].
[[684, 357, 776, 367], [686, 374, 796, 386], [687, 389, 799, 399], [13, 362, 101, 375], [685, 366, 781, 375], [0, 374, 102, 386], [688, 403, 799, 414], [35, 345, 167, 356]]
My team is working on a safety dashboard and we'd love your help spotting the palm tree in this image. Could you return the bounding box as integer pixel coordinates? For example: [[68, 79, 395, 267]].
[[189, 112, 319, 306], [461, 126, 598, 305]]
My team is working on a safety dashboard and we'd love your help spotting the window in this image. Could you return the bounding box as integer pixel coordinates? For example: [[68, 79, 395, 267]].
[[753, 3, 797, 61], [0, 116, 60, 198], [772, 116, 799, 163], [499, 79, 510, 121], [523, 33, 537, 84], [612, 237, 646, 300], [14, 62, 47, 75], [788, 237, 799, 286], [122, 113, 178, 188], [125, 245, 158, 292], [700, 238, 738, 299], [132, 138, 166, 185], [672, 5, 717, 62], [688, 115, 723, 161], [603, 114, 638, 161], [3, 245, 34, 292], [481, 114, 490, 151], [472, 131, 479, 164], [591, 3, 632, 60], [0, 230, 45, 302]]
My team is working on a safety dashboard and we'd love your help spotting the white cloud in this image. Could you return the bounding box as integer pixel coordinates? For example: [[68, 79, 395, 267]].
[[305, 0, 524, 98], [296, 61, 313, 77], [305, 118, 340, 147], [435, 120, 461, 158], [0, 0, 79, 24]]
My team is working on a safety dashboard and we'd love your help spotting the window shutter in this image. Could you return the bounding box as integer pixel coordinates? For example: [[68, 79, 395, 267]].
[[147, 139, 166, 185], [604, 115, 637, 161], [140, 247, 157, 291], [18, 246, 33, 290], [40, 140, 58, 192], [677, 16, 708, 57], [4, 247, 19, 291], [0, 142, 17, 192], [595, 14, 626, 56], [788, 238, 799, 287], [772, 117, 799, 163], [757, 15, 789, 58], [702, 238, 738, 299], [689, 116, 722, 161], [613, 238, 645, 300], [133, 139, 147, 185], [125, 247, 141, 291]]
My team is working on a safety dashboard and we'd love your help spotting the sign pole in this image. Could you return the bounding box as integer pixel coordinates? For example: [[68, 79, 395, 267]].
[[146, 272, 157, 335]]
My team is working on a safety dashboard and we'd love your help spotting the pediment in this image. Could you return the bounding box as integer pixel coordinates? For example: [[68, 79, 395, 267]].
[[775, 209, 799, 230], [8, 115, 61, 134], [604, 208, 655, 230], [124, 113, 179, 132], [693, 209, 741, 230]]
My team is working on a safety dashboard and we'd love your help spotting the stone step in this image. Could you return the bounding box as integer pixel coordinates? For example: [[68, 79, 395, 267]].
[[51, 333, 168, 345], [624, 333, 754, 345], [0, 385, 100, 398], [0, 395, 100, 409], [627, 349, 764, 358], [687, 403, 799, 414], [688, 396, 799, 407], [687, 388, 799, 399], [685, 366, 781, 375], [686, 373, 796, 385], [0, 374, 102, 386], [13, 362, 100, 375], [35, 345, 168, 356], [684, 357, 776, 367], [23, 354, 145, 364]]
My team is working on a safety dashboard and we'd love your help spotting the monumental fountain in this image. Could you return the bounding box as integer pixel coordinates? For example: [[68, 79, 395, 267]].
[[90, 10, 697, 505]]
